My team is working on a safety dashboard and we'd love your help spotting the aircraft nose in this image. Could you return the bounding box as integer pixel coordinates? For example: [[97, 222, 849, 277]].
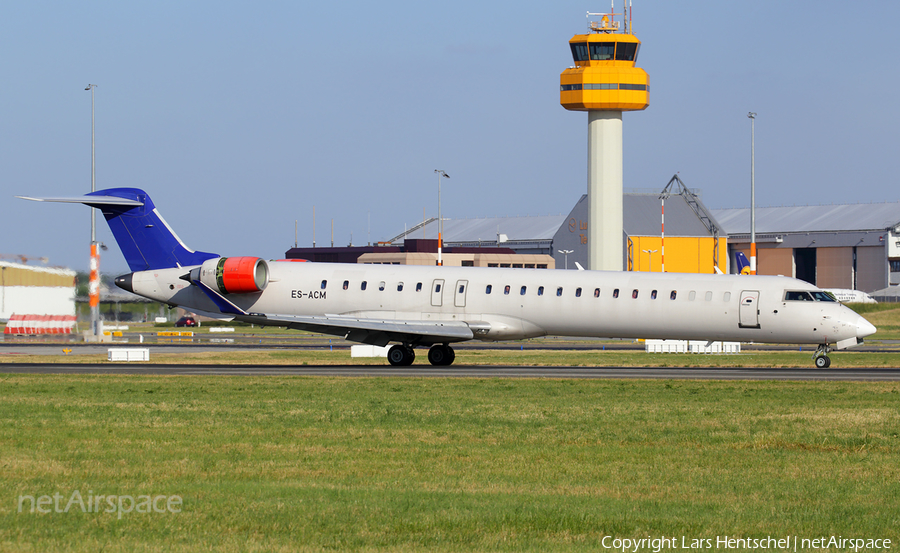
[[856, 316, 877, 339]]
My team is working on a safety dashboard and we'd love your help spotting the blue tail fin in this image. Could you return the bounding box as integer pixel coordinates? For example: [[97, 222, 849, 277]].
[[735, 251, 751, 275], [19, 188, 218, 271]]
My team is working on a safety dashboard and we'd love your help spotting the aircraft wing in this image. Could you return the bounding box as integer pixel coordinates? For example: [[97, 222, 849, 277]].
[[239, 312, 475, 347], [188, 276, 474, 346]]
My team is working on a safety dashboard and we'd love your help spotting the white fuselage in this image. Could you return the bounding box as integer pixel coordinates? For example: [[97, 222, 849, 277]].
[[129, 262, 875, 347]]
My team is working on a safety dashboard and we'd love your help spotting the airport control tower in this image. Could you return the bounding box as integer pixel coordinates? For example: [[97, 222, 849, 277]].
[[561, 7, 649, 270]]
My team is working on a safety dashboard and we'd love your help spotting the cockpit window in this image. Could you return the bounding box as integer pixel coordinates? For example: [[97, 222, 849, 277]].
[[810, 291, 837, 302], [785, 290, 836, 302], [570, 43, 589, 62]]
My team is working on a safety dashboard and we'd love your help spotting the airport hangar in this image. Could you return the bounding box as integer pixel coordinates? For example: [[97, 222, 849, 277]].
[[286, 184, 727, 275], [0, 261, 76, 322], [287, 186, 900, 295]]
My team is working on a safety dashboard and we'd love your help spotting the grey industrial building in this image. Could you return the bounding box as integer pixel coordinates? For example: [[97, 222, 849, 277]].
[[286, 186, 900, 295], [712, 202, 900, 293]]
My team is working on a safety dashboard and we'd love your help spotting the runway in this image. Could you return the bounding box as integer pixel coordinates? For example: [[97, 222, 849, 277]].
[[2, 363, 900, 381]]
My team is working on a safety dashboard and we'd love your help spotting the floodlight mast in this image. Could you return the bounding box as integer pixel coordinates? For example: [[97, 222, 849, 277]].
[[434, 170, 450, 266], [748, 112, 757, 275], [85, 83, 101, 338]]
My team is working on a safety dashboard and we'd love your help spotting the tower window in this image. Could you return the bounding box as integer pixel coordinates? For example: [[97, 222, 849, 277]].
[[615, 42, 638, 61], [589, 42, 615, 60], [570, 42, 589, 62]]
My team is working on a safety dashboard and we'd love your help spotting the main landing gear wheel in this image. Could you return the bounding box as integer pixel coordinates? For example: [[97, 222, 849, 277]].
[[387, 344, 415, 366], [813, 344, 832, 368], [427, 344, 456, 366]]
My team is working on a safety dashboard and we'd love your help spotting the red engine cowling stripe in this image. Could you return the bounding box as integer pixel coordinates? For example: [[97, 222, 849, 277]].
[[221, 257, 262, 293]]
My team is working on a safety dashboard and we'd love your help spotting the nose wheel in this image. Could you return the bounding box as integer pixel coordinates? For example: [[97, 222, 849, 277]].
[[813, 344, 831, 368]]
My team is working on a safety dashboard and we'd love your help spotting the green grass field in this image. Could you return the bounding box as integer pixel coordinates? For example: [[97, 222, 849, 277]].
[[1, 375, 898, 552], [3, 348, 900, 368]]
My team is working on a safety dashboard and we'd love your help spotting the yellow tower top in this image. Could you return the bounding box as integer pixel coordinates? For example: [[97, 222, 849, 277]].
[[560, 8, 649, 112]]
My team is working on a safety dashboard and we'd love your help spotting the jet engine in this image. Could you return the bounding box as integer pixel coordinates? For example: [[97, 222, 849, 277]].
[[196, 256, 269, 294]]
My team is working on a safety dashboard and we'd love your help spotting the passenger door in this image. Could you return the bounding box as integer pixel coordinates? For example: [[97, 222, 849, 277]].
[[739, 290, 760, 328]]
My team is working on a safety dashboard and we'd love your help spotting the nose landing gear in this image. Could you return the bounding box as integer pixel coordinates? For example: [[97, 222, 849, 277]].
[[813, 344, 832, 368]]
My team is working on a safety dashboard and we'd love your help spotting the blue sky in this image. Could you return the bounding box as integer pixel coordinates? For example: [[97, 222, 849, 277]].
[[3, 1, 899, 273]]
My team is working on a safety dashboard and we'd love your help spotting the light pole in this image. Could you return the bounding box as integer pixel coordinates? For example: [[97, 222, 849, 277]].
[[434, 170, 449, 266], [748, 111, 757, 275], [558, 249, 573, 270], [641, 249, 658, 271], [85, 83, 101, 338]]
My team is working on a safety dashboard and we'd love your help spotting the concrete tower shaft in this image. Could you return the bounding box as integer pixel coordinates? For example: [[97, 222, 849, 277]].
[[560, 8, 649, 271], [587, 111, 623, 270]]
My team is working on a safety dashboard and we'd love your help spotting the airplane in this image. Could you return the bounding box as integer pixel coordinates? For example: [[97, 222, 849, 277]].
[[735, 251, 752, 275], [19, 188, 876, 368], [824, 289, 877, 304], [734, 252, 877, 303]]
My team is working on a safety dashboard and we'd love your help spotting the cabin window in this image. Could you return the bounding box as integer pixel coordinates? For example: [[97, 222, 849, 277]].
[[342, 280, 349, 290], [520, 286, 527, 295], [504, 285, 510, 295], [723, 292, 731, 302], [361, 281, 367, 291], [416, 282, 423, 292], [670, 291, 677, 300], [705, 291, 713, 301], [378, 281, 385, 291], [556, 287, 563, 297], [435, 283, 441, 293], [459, 284, 465, 294], [321, 280, 327, 289], [594, 288, 600, 298], [486, 284, 492, 294], [613, 288, 619, 298], [689, 291, 696, 301], [397, 282, 404, 292], [575, 287, 582, 297], [632, 289, 639, 299], [651, 290, 657, 300], [538, 286, 545, 296]]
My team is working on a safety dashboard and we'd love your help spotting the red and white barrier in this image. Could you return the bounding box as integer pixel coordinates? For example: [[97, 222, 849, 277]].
[[4, 313, 76, 335]]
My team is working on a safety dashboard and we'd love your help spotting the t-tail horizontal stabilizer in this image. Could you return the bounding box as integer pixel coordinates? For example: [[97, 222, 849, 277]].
[[18, 188, 218, 272]]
